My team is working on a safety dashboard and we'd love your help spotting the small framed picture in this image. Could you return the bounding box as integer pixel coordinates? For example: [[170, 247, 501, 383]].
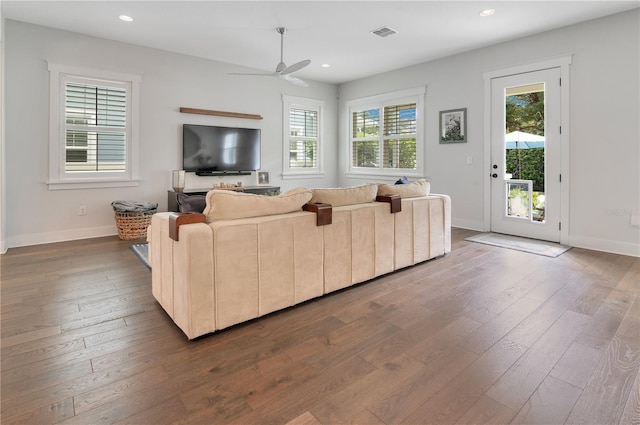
[[256, 171, 270, 186], [439, 108, 467, 144]]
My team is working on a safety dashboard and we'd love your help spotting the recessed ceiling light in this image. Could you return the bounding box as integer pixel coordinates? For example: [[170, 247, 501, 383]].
[[119, 15, 134, 22], [479, 9, 495, 17], [321, 64, 331, 68]]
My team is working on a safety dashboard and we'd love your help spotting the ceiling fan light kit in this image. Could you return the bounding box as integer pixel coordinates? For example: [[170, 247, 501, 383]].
[[229, 27, 311, 87]]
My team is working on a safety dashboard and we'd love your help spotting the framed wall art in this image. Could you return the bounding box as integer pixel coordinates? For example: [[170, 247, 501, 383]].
[[257, 171, 270, 186], [439, 108, 467, 144]]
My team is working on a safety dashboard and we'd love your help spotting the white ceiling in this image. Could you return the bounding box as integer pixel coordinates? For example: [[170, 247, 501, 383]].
[[3, 1, 638, 84]]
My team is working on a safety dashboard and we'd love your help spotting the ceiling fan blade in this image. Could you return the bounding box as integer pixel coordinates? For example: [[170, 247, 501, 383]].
[[280, 74, 309, 87], [275, 61, 287, 73], [281, 59, 311, 75], [229, 28, 309, 87]]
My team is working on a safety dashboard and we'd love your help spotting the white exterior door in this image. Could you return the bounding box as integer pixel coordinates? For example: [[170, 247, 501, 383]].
[[490, 68, 562, 242]]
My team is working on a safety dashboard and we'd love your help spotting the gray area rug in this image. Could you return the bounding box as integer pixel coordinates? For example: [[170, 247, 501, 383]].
[[465, 232, 571, 258], [130, 243, 151, 270]]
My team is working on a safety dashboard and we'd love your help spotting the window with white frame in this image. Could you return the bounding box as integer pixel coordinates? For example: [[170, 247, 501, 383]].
[[282, 95, 324, 178], [347, 87, 425, 177], [48, 63, 140, 189]]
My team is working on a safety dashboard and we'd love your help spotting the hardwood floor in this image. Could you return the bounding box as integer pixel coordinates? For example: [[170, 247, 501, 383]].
[[1, 228, 638, 424]]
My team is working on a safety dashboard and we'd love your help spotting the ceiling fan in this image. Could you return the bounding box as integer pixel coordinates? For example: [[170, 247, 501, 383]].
[[229, 27, 310, 87]]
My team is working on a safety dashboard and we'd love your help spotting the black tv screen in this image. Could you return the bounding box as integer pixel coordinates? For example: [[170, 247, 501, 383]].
[[183, 124, 261, 173]]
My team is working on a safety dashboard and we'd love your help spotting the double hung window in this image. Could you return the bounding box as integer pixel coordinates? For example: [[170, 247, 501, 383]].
[[282, 95, 324, 178], [48, 64, 140, 189], [347, 87, 424, 177]]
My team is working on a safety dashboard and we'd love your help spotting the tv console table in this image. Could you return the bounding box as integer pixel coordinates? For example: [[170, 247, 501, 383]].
[[168, 187, 280, 212]]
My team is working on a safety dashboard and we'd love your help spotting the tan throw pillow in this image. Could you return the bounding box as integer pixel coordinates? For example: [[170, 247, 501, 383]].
[[310, 183, 378, 207], [377, 179, 431, 198], [203, 187, 312, 222]]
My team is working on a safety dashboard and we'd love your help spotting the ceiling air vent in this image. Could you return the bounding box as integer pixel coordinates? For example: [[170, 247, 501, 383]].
[[370, 26, 398, 38]]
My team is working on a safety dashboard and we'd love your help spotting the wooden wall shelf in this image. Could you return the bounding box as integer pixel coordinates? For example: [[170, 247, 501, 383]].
[[179, 107, 263, 120]]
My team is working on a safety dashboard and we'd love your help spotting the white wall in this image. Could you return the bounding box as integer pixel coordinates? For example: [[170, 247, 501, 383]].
[[5, 11, 639, 256], [337, 10, 639, 257], [4, 20, 339, 248], [0, 13, 5, 253]]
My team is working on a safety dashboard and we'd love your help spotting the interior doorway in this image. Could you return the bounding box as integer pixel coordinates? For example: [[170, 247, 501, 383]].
[[489, 67, 562, 242]]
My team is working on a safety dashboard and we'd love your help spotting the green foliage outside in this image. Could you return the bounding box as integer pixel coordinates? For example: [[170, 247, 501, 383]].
[[353, 140, 379, 167], [505, 148, 545, 192], [303, 140, 315, 166], [384, 138, 417, 169], [509, 187, 545, 221], [397, 138, 416, 169], [506, 91, 545, 192], [506, 92, 544, 135], [352, 106, 416, 169], [509, 187, 545, 209]]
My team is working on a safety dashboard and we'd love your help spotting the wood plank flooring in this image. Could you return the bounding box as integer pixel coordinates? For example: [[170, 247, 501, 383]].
[[1, 228, 638, 424]]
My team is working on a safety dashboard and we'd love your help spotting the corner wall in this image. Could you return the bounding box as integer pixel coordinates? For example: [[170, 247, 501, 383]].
[[0, 13, 6, 254], [337, 10, 639, 256], [3, 20, 339, 248]]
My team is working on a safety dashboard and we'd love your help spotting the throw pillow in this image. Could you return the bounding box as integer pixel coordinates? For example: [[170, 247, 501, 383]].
[[395, 176, 410, 185], [309, 183, 378, 207], [176, 193, 206, 213], [377, 179, 431, 198], [203, 187, 312, 222]]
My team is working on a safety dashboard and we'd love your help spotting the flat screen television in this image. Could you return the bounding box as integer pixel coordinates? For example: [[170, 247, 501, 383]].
[[183, 124, 261, 175]]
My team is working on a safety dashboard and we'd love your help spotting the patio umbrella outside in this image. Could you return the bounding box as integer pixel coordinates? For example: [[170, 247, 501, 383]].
[[504, 130, 545, 149], [505, 131, 545, 179]]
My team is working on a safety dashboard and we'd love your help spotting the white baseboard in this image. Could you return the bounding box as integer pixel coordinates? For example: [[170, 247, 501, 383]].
[[5, 223, 638, 258], [7, 225, 118, 249], [568, 235, 640, 258], [452, 218, 484, 232]]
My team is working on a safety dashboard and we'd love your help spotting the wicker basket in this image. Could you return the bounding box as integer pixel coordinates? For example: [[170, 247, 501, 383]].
[[114, 210, 156, 240]]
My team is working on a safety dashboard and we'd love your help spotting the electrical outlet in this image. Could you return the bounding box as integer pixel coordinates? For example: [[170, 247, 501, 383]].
[[466, 155, 473, 165], [78, 206, 87, 216]]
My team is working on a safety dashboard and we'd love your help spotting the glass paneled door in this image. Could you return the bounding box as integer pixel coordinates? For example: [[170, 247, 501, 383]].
[[490, 68, 562, 242]]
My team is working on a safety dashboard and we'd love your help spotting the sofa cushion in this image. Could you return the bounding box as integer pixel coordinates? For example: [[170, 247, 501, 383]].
[[377, 179, 430, 198], [176, 193, 206, 213], [310, 183, 378, 207], [203, 187, 312, 222]]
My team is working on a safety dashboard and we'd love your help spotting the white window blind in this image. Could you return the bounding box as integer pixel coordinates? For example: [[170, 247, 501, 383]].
[[289, 107, 318, 168], [282, 95, 324, 179], [346, 87, 424, 177], [382, 103, 417, 169], [64, 82, 127, 172], [352, 108, 380, 168], [351, 103, 417, 170], [48, 63, 141, 189]]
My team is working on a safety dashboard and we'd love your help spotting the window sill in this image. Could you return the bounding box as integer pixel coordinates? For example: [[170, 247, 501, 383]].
[[47, 179, 140, 190], [281, 172, 325, 180], [345, 171, 424, 181]]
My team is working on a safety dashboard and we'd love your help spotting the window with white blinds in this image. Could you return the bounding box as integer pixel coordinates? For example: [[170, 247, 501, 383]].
[[289, 107, 318, 168], [65, 81, 127, 172], [48, 63, 141, 189], [347, 87, 424, 177], [282, 95, 324, 178]]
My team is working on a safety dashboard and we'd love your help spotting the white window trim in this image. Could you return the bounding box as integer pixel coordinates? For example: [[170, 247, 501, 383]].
[[282, 95, 325, 180], [345, 86, 425, 179], [47, 62, 141, 190]]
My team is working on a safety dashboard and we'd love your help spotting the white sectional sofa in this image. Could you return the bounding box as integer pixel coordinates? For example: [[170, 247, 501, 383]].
[[149, 181, 451, 339]]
